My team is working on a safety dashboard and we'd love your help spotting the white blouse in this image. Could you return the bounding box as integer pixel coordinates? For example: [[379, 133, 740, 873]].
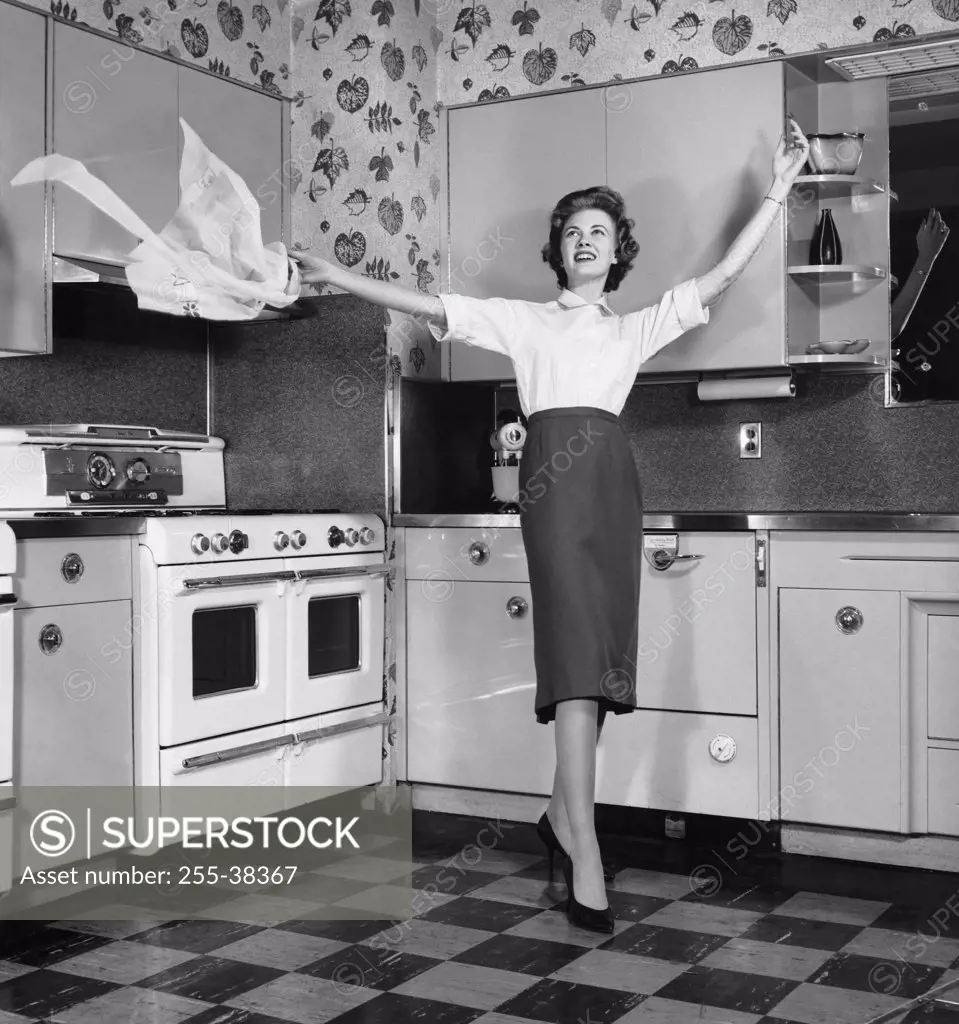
[[430, 280, 709, 418]]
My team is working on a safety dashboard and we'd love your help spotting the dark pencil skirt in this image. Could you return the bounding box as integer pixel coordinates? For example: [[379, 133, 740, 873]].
[[519, 407, 643, 725]]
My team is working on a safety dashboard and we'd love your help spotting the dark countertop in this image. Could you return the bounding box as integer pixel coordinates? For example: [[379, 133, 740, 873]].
[[394, 512, 959, 532]]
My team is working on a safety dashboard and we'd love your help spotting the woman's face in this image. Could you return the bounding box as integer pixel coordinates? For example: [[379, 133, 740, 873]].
[[560, 208, 617, 289]]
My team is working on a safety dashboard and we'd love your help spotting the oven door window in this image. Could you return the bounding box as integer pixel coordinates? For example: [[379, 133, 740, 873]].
[[192, 606, 258, 697], [308, 595, 360, 677]]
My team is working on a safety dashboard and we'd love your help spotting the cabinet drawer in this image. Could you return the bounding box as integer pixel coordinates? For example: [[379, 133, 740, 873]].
[[928, 612, 959, 741], [599, 711, 759, 819], [15, 537, 132, 607], [928, 748, 959, 836], [405, 528, 529, 584]]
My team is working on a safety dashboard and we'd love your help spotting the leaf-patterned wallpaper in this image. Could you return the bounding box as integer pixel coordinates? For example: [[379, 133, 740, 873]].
[[26, 0, 292, 91]]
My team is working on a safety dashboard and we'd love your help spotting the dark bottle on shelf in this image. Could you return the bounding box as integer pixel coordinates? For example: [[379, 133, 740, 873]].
[[809, 208, 842, 265]]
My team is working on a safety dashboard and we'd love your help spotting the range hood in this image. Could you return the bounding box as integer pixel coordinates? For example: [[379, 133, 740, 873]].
[[51, 253, 317, 322]]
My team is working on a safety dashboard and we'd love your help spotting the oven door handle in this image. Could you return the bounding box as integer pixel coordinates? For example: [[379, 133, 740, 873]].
[[183, 570, 298, 591], [294, 564, 390, 582], [180, 711, 392, 770]]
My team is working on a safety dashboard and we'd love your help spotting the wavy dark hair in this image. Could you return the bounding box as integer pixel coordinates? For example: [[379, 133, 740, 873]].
[[540, 186, 639, 293]]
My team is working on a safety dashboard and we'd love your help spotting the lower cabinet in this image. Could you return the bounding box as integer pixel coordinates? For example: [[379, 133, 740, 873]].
[[778, 588, 902, 832]]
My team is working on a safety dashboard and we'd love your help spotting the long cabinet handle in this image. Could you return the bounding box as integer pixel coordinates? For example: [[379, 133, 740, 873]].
[[180, 712, 392, 770], [295, 564, 389, 581], [184, 571, 297, 590]]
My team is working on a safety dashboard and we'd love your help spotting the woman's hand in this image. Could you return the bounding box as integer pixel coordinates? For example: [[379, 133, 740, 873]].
[[291, 251, 337, 285], [771, 116, 810, 190], [916, 208, 949, 265]]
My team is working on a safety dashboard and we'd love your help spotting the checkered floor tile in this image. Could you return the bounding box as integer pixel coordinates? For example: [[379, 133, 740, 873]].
[[0, 814, 958, 1024]]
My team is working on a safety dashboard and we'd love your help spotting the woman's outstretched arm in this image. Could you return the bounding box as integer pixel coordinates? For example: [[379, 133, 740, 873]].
[[293, 253, 447, 327], [695, 116, 809, 308]]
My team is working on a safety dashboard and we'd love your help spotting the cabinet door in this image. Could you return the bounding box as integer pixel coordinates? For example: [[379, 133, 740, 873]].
[[177, 69, 284, 245], [15, 601, 133, 788], [607, 62, 787, 374], [0, 4, 50, 354], [52, 22, 178, 261], [778, 588, 901, 831], [405, 580, 553, 795], [446, 90, 608, 380]]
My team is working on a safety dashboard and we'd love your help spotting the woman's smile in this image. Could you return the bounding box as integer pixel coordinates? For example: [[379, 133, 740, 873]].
[[561, 209, 617, 283]]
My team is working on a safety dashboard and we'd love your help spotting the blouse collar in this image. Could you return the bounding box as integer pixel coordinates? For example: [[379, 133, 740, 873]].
[[556, 289, 615, 317]]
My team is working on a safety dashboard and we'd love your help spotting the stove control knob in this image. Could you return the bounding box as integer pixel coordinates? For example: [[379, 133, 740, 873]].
[[359, 526, 374, 545], [210, 533, 229, 554], [328, 526, 345, 549], [290, 530, 307, 550], [274, 531, 290, 552], [86, 452, 116, 489], [191, 533, 210, 555], [344, 528, 358, 547], [228, 530, 248, 555], [125, 458, 150, 484]]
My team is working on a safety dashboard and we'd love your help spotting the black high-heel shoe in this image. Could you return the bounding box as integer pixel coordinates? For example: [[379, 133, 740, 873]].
[[561, 854, 614, 934], [536, 813, 615, 883]]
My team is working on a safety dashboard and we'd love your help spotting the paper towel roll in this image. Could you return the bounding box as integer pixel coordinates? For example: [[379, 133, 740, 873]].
[[696, 375, 795, 402]]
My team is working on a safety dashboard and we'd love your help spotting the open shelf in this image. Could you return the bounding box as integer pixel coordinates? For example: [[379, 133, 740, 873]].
[[790, 352, 887, 367], [788, 265, 887, 284], [792, 174, 887, 200]]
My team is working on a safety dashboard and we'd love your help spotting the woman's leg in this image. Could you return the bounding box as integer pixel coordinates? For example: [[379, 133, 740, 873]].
[[546, 704, 607, 853], [553, 699, 607, 910]]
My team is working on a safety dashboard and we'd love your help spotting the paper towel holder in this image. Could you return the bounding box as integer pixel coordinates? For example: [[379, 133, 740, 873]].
[[696, 372, 796, 403]]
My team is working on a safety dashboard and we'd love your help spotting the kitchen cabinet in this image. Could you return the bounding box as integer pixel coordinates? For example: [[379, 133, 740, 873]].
[[608, 61, 787, 375], [778, 588, 901, 832], [51, 21, 179, 263], [0, 2, 51, 354], [444, 89, 608, 381], [176, 69, 286, 245], [14, 599, 134, 788]]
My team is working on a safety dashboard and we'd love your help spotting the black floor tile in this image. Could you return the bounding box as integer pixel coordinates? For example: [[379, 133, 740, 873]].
[[808, 951, 945, 1000], [496, 977, 646, 1022], [297, 943, 438, 990], [409, 865, 500, 897], [873, 902, 959, 938], [900, 1001, 959, 1022], [452, 933, 587, 976], [606, 890, 672, 922], [739, 913, 865, 951], [332, 991, 484, 1023], [273, 917, 394, 943], [600, 922, 729, 964], [0, 968, 119, 1017], [654, 964, 799, 1016], [0, 923, 111, 967], [130, 919, 265, 954], [182, 1008, 298, 1024], [136, 955, 286, 1002], [682, 879, 797, 915], [416, 895, 543, 932]]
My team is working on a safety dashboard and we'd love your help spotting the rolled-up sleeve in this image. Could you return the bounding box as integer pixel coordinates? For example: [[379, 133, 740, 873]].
[[426, 294, 520, 357], [625, 278, 710, 364]]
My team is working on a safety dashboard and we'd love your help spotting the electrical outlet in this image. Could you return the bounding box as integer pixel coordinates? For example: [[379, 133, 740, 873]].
[[740, 422, 762, 459]]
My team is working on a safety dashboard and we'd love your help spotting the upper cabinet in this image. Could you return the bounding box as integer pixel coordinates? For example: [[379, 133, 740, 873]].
[[51, 23, 179, 263], [0, 3, 50, 354], [443, 59, 891, 382], [610, 61, 786, 376], [444, 88, 607, 381]]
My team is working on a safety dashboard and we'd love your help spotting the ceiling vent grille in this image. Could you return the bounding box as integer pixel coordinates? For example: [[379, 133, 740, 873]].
[[826, 37, 959, 81]]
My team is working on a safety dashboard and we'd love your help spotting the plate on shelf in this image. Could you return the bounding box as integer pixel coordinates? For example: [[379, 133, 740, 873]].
[[806, 340, 871, 355]]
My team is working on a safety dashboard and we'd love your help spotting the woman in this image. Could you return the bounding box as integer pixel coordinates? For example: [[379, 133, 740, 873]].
[[294, 116, 809, 933]]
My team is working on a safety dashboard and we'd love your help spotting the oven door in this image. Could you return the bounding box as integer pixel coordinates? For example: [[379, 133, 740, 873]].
[[284, 555, 387, 719], [156, 559, 290, 747]]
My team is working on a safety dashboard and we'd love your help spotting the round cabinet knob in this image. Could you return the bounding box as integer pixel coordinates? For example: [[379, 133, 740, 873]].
[[38, 624, 63, 656], [708, 734, 736, 763], [191, 533, 211, 555], [359, 526, 374, 545], [506, 596, 528, 619], [274, 531, 290, 552], [125, 458, 150, 484], [60, 553, 84, 584], [290, 530, 307, 550], [836, 606, 863, 634], [344, 528, 358, 547], [651, 549, 673, 571], [228, 530, 248, 555], [211, 533, 229, 554], [328, 526, 345, 549], [468, 542, 490, 566], [86, 452, 115, 489]]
